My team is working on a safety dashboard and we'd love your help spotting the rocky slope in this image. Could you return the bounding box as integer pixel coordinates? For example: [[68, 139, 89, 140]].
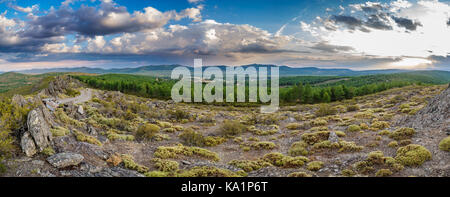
[[2, 77, 449, 177]]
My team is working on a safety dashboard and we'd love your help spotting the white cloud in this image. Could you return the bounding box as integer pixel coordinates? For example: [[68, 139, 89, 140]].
[[298, 0, 450, 68], [10, 4, 39, 13]]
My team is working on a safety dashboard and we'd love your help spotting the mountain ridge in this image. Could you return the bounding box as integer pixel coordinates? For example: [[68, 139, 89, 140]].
[[13, 64, 436, 77]]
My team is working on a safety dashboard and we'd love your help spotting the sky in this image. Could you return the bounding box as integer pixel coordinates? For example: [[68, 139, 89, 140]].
[[0, 0, 450, 71]]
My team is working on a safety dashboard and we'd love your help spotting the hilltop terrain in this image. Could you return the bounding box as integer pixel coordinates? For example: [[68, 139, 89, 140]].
[[0, 74, 448, 177]]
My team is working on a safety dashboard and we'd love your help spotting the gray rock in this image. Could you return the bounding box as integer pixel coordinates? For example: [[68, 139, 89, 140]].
[[87, 125, 97, 135], [77, 105, 84, 115], [32, 160, 45, 166], [328, 131, 339, 143], [47, 152, 84, 168], [12, 95, 27, 107], [27, 107, 53, 152], [20, 132, 37, 157]]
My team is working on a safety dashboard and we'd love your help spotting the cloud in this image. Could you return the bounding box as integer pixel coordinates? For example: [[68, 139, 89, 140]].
[[299, 0, 450, 63], [10, 4, 39, 13], [22, 2, 202, 38], [78, 19, 293, 56], [188, 0, 204, 4], [392, 16, 421, 30]]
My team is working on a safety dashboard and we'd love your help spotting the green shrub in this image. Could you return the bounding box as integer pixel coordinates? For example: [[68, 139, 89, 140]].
[[341, 169, 356, 177], [346, 105, 360, 112], [121, 154, 149, 173], [347, 124, 361, 132], [310, 118, 328, 126], [338, 141, 364, 152], [50, 126, 70, 137], [395, 144, 431, 166], [315, 104, 337, 117], [388, 141, 399, 148], [228, 160, 272, 172], [286, 123, 301, 130], [41, 146, 55, 156], [152, 158, 179, 172], [153, 144, 220, 161], [74, 130, 102, 146], [307, 161, 324, 171], [439, 136, 450, 151], [179, 128, 205, 146], [179, 128, 226, 147], [251, 141, 277, 150], [288, 141, 309, 156], [220, 120, 245, 136], [375, 169, 393, 177], [65, 88, 80, 97], [136, 123, 160, 140], [177, 166, 241, 177], [301, 131, 330, 145], [370, 121, 390, 130], [261, 152, 309, 168], [389, 128, 416, 140], [287, 172, 312, 177]]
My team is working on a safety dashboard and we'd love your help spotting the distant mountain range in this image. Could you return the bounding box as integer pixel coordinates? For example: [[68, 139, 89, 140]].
[[13, 64, 439, 77]]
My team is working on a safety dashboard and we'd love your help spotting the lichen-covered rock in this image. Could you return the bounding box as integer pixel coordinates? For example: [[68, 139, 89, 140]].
[[20, 132, 37, 157], [47, 152, 84, 168], [27, 106, 53, 152]]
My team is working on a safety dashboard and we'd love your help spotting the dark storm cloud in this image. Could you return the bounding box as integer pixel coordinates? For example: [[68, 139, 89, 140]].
[[331, 15, 363, 30], [22, 5, 166, 38], [392, 16, 422, 31], [365, 14, 392, 30]]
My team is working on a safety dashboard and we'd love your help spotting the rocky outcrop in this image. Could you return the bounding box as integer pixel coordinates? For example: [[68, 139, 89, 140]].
[[47, 152, 84, 168], [12, 95, 27, 107], [20, 105, 54, 157], [400, 84, 450, 131], [45, 75, 81, 97], [20, 132, 37, 157]]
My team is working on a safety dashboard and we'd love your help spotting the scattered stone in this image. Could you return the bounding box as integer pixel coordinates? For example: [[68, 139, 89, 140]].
[[181, 160, 192, 165], [47, 152, 84, 168], [328, 131, 339, 143], [77, 105, 84, 115], [87, 125, 97, 135]]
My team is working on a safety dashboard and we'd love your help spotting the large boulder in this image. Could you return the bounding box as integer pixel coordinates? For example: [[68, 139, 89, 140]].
[[20, 132, 37, 157], [21, 106, 54, 156], [47, 152, 84, 168]]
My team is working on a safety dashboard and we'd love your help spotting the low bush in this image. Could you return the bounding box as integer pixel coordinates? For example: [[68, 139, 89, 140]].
[[288, 141, 309, 156], [136, 123, 160, 140], [389, 128, 416, 140], [439, 136, 450, 151], [307, 161, 324, 171], [395, 144, 431, 166], [220, 120, 246, 136], [347, 125, 361, 132]]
